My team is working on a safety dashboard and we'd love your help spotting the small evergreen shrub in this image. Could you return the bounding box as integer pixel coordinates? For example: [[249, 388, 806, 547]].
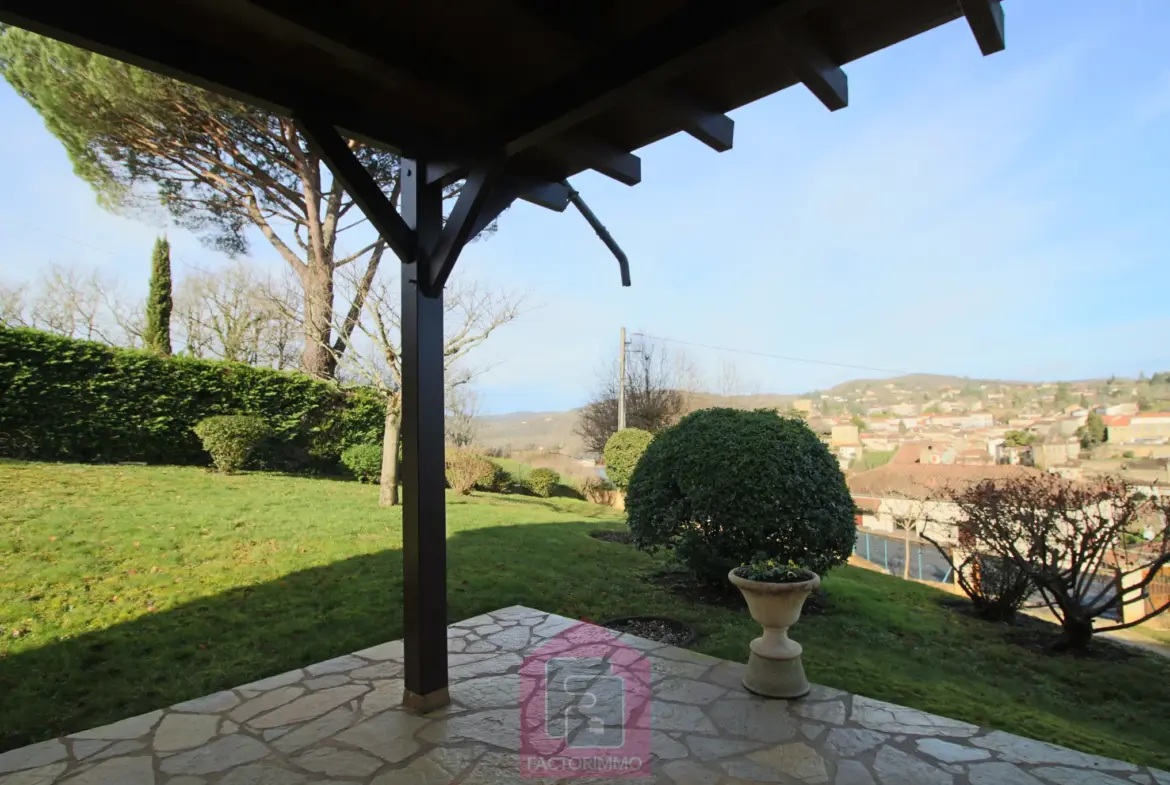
[[475, 462, 512, 493], [603, 428, 653, 490], [581, 475, 617, 505], [193, 415, 270, 473], [446, 450, 493, 495], [626, 408, 856, 584], [341, 443, 383, 483], [527, 468, 560, 498]]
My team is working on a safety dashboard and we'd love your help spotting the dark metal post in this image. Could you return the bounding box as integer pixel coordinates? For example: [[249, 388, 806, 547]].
[[399, 159, 449, 711]]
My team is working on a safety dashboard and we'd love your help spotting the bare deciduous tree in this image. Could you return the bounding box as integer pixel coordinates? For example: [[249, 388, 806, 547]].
[[717, 357, 743, 401], [174, 261, 299, 367], [0, 281, 28, 328], [672, 349, 703, 415], [927, 474, 1170, 649], [575, 341, 687, 455], [882, 495, 926, 581], [6, 264, 149, 347], [28, 265, 114, 343], [104, 290, 147, 349], [320, 266, 522, 506], [446, 386, 481, 449]]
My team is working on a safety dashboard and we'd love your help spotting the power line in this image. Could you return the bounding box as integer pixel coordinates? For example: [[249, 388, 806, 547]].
[[0, 215, 121, 257], [633, 332, 916, 376]]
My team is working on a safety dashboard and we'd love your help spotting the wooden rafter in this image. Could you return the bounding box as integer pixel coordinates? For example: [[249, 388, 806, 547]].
[[959, 0, 1006, 56]]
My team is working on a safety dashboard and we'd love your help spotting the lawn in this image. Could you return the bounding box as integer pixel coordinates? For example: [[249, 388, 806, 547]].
[[2, 460, 1170, 769]]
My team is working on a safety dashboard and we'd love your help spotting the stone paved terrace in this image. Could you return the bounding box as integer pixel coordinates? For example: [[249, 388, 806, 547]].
[[0, 606, 1165, 785]]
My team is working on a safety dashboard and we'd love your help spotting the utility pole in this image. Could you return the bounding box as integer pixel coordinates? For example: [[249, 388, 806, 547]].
[[618, 326, 627, 431]]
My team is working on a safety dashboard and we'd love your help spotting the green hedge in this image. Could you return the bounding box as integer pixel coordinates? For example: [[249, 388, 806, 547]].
[[0, 327, 383, 471]]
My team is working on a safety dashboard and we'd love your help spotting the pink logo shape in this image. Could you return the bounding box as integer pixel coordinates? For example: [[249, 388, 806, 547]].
[[519, 621, 652, 778]]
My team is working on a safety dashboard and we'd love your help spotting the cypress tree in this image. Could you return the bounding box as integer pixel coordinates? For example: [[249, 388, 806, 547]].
[[145, 236, 173, 355]]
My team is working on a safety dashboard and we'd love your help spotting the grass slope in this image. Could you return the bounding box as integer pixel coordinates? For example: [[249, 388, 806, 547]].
[[2, 460, 1169, 768]]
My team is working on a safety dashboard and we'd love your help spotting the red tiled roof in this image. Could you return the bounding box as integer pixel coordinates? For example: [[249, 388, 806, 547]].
[[890, 442, 949, 464], [847, 464, 1043, 500], [1101, 415, 1131, 426], [854, 497, 881, 513]]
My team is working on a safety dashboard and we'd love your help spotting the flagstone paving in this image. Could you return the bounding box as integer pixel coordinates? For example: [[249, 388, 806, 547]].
[[0, 606, 1164, 785]]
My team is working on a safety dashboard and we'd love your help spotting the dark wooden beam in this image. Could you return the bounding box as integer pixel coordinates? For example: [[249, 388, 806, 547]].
[[780, 26, 848, 111], [425, 166, 504, 292], [558, 136, 642, 186], [465, 177, 570, 236], [514, 180, 571, 212], [295, 116, 416, 261], [513, 0, 612, 48], [398, 160, 449, 712], [513, 4, 734, 156], [242, 0, 489, 101], [655, 89, 735, 152], [426, 162, 465, 186], [0, 4, 474, 160], [467, 189, 520, 241], [959, 0, 1005, 56], [490, 0, 806, 155]]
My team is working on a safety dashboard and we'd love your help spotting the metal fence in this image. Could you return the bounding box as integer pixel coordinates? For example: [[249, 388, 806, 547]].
[[853, 529, 952, 584], [1147, 568, 1170, 624], [852, 528, 1122, 621]]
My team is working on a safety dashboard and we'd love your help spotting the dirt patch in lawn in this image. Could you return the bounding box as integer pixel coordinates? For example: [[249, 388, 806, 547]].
[[646, 566, 832, 615], [601, 616, 696, 646]]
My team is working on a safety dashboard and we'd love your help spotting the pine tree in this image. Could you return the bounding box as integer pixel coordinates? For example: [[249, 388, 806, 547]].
[[144, 236, 173, 356], [0, 27, 414, 379]]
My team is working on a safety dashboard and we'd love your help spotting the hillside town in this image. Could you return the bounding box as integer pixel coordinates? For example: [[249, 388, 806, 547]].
[[788, 376, 1170, 550], [804, 376, 1170, 478]]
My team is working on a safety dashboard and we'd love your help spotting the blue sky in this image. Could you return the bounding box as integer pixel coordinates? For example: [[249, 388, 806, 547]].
[[2, 0, 1169, 414]]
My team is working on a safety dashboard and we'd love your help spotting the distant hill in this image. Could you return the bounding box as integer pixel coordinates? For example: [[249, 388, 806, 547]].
[[477, 410, 582, 454], [475, 373, 1142, 457], [823, 373, 1011, 395], [477, 392, 801, 457]]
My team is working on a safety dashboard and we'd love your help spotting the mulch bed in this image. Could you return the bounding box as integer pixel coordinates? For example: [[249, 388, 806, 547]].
[[601, 616, 696, 646], [645, 567, 832, 615]]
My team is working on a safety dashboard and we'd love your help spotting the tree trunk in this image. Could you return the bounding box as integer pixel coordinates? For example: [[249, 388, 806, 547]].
[[300, 262, 336, 379], [379, 409, 400, 507], [903, 525, 911, 580], [1054, 616, 1094, 652]]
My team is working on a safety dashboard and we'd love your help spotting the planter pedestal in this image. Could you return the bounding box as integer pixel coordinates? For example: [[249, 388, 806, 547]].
[[729, 568, 821, 700], [743, 630, 809, 699]]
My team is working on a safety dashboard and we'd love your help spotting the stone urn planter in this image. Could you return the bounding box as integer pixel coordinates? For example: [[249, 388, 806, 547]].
[[729, 564, 821, 699]]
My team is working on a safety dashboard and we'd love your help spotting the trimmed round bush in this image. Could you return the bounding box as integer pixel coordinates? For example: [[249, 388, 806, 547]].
[[527, 467, 560, 498], [445, 450, 494, 495], [603, 428, 653, 490], [626, 408, 856, 583], [193, 415, 270, 473], [475, 461, 512, 493], [341, 443, 382, 483]]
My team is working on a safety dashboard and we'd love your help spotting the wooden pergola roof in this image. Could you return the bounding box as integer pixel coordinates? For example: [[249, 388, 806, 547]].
[[0, 0, 1005, 711], [0, 0, 1004, 192]]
